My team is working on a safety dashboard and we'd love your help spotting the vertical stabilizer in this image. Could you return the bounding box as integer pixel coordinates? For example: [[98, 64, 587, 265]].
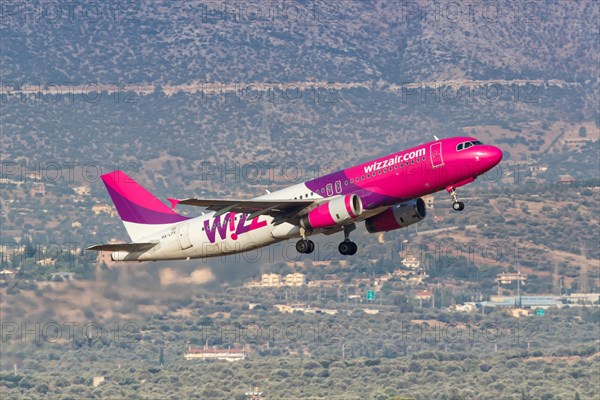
[[101, 170, 189, 241]]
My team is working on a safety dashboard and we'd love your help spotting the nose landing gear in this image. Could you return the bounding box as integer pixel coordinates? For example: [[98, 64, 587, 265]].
[[446, 178, 475, 212], [449, 188, 465, 211]]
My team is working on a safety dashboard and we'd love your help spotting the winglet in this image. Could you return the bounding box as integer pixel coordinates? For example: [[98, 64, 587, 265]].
[[168, 197, 180, 209]]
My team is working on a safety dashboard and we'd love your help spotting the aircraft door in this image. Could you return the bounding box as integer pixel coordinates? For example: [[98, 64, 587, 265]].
[[335, 180, 342, 194], [178, 222, 193, 250], [430, 142, 444, 168]]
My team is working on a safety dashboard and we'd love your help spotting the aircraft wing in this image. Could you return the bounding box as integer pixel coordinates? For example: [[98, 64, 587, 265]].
[[170, 197, 316, 220], [86, 242, 158, 252]]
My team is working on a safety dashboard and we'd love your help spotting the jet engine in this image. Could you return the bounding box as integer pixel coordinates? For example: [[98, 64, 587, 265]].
[[300, 194, 363, 230], [365, 198, 426, 233]]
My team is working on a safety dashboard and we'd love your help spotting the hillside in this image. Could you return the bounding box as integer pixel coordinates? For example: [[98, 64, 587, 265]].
[[1, 1, 598, 179], [0, 2, 599, 399]]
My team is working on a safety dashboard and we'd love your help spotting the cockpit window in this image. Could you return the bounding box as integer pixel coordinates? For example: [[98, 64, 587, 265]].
[[457, 140, 484, 151]]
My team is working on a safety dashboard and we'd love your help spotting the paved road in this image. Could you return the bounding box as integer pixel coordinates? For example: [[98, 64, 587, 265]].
[[416, 224, 478, 236]]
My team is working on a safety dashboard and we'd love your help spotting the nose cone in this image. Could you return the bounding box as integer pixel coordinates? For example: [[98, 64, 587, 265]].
[[488, 146, 503, 166], [475, 146, 503, 171]]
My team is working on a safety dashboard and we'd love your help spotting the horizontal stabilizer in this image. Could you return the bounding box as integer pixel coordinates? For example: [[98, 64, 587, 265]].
[[86, 242, 158, 252]]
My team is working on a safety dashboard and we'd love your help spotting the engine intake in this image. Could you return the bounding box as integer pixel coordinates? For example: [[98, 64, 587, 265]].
[[365, 198, 426, 233], [300, 194, 363, 230]]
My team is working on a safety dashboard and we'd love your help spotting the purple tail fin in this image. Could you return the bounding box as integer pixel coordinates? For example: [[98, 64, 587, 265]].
[[101, 171, 189, 240]]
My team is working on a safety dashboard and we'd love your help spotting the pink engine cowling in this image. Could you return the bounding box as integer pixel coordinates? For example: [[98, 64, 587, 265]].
[[365, 198, 426, 233], [300, 194, 363, 230]]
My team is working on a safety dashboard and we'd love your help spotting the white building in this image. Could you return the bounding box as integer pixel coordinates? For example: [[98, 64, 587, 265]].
[[285, 273, 306, 287], [184, 347, 246, 362], [261, 273, 282, 287], [401, 256, 421, 269]]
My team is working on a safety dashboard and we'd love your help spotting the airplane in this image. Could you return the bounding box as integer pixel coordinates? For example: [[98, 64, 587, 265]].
[[87, 136, 502, 261]]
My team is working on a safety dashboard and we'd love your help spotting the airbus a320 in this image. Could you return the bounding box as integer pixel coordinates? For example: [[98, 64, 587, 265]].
[[88, 137, 502, 261]]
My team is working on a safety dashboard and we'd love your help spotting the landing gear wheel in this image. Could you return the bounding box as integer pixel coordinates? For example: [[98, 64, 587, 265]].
[[452, 201, 465, 211], [339, 224, 358, 255], [296, 239, 315, 254], [296, 239, 308, 253], [448, 188, 465, 211], [348, 241, 358, 255], [339, 241, 358, 256], [338, 241, 350, 255]]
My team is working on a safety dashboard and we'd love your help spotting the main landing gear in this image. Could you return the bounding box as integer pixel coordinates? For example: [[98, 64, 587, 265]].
[[449, 188, 465, 211], [295, 224, 359, 256], [338, 224, 358, 256], [296, 227, 315, 254], [296, 238, 315, 254]]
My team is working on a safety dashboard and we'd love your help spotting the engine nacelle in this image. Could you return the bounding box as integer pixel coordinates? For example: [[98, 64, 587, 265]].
[[300, 194, 363, 230], [365, 198, 426, 233]]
